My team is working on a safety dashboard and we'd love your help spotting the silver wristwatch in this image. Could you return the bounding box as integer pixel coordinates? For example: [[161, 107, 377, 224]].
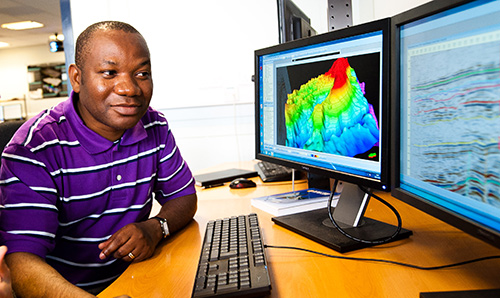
[[152, 216, 170, 238]]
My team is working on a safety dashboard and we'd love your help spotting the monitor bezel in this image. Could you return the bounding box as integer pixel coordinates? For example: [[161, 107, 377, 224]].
[[277, 0, 315, 43], [390, 0, 500, 249], [254, 18, 392, 191]]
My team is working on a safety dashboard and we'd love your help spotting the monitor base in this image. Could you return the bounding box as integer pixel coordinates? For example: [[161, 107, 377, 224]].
[[420, 289, 500, 298], [272, 207, 412, 253]]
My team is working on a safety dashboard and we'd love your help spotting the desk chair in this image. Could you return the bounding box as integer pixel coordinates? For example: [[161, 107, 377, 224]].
[[0, 120, 25, 167]]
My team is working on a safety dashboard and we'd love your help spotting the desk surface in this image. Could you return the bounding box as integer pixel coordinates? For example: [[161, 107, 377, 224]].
[[99, 162, 500, 298]]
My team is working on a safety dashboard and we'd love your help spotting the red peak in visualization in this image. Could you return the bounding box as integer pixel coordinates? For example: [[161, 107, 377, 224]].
[[284, 57, 380, 157]]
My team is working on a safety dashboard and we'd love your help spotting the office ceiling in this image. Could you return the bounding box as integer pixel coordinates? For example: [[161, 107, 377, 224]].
[[0, 0, 62, 49]]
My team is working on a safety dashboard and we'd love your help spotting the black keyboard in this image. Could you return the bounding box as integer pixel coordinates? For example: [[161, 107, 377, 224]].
[[255, 161, 293, 182], [191, 214, 271, 298]]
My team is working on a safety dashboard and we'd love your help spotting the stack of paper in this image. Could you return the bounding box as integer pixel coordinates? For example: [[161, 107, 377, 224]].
[[251, 188, 339, 216]]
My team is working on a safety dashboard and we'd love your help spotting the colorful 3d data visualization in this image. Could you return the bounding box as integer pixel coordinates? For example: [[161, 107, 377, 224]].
[[406, 31, 500, 206], [284, 57, 380, 158]]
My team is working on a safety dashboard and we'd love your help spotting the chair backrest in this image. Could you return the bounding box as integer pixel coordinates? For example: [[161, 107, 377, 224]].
[[0, 120, 26, 167]]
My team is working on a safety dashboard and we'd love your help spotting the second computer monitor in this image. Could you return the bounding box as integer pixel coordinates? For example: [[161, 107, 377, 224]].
[[391, 0, 500, 250]]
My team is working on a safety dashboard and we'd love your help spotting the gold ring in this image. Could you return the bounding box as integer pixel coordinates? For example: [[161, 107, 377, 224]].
[[128, 252, 135, 259]]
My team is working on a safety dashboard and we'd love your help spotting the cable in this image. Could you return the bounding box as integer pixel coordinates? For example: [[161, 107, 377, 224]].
[[264, 244, 500, 270], [326, 180, 403, 245]]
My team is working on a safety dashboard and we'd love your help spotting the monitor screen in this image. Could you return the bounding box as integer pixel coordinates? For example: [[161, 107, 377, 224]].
[[255, 18, 391, 191], [392, 0, 500, 249]]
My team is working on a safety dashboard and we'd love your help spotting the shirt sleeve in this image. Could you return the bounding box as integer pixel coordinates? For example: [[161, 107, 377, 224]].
[[0, 143, 59, 258], [153, 121, 196, 205]]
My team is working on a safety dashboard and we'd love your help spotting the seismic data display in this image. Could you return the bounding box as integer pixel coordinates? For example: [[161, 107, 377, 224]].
[[406, 33, 500, 207], [284, 57, 380, 158]]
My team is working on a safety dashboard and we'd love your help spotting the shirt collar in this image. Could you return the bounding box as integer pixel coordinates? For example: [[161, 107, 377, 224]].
[[63, 91, 148, 154]]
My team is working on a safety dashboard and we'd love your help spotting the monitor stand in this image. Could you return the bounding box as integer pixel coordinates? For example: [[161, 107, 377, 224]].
[[420, 288, 500, 297], [272, 181, 412, 253]]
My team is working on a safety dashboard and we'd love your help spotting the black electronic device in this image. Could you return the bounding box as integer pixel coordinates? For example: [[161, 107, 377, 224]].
[[191, 213, 271, 298], [194, 169, 257, 188], [229, 178, 257, 189], [255, 160, 294, 182], [255, 18, 411, 252], [49, 40, 64, 52], [277, 0, 316, 43], [391, 0, 500, 295]]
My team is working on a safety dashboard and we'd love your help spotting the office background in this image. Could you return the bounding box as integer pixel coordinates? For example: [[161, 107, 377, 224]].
[[0, 0, 430, 173]]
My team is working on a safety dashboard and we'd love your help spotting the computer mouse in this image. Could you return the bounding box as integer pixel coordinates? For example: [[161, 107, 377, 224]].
[[229, 178, 257, 189]]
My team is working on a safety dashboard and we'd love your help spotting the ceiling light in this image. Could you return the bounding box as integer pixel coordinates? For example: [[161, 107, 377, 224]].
[[49, 33, 64, 41], [1, 21, 44, 30], [0, 42, 9, 48]]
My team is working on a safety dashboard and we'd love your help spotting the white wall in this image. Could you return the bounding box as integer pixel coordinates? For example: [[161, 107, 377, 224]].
[[0, 44, 65, 101], [352, 0, 432, 24], [66, 0, 278, 172], [372, 0, 432, 20], [162, 103, 255, 172], [68, 0, 278, 110], [0, 45, 67, 119]]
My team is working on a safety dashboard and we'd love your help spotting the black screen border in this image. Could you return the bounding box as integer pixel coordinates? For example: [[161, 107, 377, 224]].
[[255, 18, 392, 191]]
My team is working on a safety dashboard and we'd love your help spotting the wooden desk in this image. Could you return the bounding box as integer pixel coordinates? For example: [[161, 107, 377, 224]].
[[99, 162, 500, 298]]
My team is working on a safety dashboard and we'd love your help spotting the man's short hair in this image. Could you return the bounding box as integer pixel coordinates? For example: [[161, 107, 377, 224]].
[[75, 21, 145, 69]]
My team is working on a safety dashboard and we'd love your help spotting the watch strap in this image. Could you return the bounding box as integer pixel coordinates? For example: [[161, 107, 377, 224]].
[[151, 216, 169, 238]]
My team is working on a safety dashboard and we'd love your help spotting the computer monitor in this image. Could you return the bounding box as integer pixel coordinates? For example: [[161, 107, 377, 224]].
[[255, 18, 412, 252], [277, 0, 317, 43], [391, 0, 500, 255]]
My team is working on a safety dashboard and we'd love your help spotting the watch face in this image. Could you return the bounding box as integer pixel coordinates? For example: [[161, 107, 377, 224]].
[[159, 219, 169, 236], [153, 217, 168, 237]]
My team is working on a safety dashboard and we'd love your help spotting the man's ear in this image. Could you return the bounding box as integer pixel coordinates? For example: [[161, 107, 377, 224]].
[[68, 64, 82, 93]]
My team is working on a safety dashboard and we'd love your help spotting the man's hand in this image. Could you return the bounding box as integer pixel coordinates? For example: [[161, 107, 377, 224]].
[[98, 220, 161, 262], [0, 246, 13, 298], [99, 193, 197, 263]]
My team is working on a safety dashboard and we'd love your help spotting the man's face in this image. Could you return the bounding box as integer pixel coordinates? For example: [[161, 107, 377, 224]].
[[70, 30, 153, 141]]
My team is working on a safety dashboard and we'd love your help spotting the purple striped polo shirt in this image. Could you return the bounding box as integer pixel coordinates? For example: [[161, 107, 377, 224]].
[[0, 92, 196, 288]]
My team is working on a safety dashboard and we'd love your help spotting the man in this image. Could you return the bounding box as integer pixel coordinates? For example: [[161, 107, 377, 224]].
[[0, 246, 12, 298], [0, 21, 197, 297]]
